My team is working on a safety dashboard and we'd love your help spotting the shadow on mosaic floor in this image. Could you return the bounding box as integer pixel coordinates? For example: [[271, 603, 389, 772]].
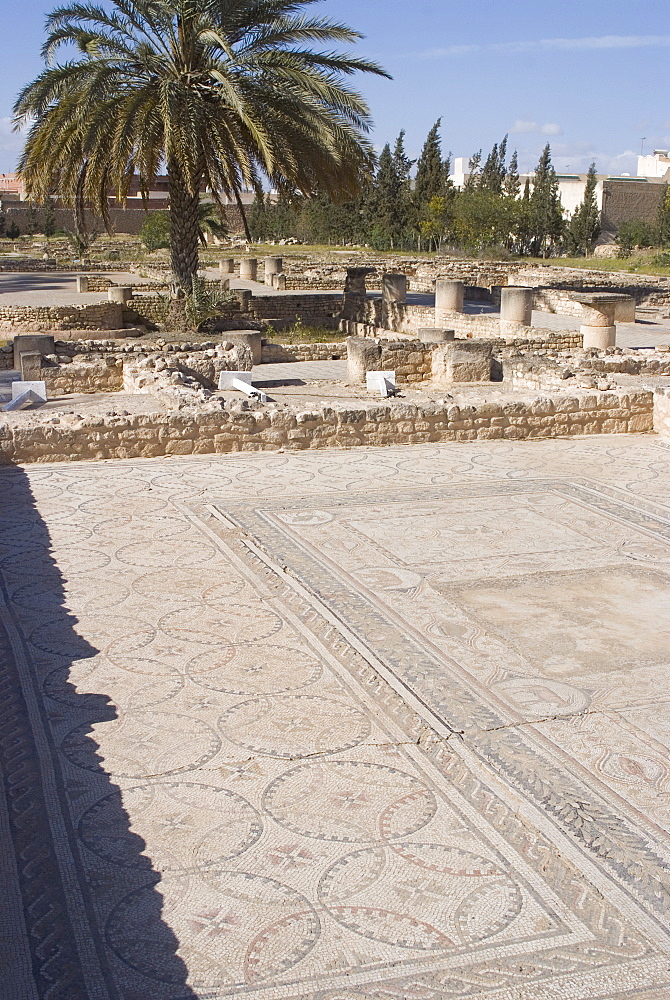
[[0, 465, 197, 1000]]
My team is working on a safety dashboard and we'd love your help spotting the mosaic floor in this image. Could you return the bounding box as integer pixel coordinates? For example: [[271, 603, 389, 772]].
[[1, 436, 670, 1000]]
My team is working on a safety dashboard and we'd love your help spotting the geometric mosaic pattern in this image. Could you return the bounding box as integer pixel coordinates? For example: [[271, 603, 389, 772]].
[[1, 436, 669, 999]]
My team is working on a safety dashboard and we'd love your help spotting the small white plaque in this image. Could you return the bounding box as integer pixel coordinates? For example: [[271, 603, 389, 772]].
[[12, 380, 47, 402], [366, 371, 396, 398], [218, 371, 254, 391]]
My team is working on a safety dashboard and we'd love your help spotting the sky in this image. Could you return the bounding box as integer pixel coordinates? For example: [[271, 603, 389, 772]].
[[1, 0, 668, 177]]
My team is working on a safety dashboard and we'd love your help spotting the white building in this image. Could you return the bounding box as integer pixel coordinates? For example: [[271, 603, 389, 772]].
[[637, 150, 670, 180]]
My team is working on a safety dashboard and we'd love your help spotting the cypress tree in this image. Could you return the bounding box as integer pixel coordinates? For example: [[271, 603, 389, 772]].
[[529, 144, 564, 257], [370, 143, 402, 248], [504, 150, 521, 199], [414, 120, 449, 205], [480, 135, 508, 194], [566, 162, 600, 255]]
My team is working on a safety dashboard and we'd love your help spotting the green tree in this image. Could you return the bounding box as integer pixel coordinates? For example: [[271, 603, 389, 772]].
[[42, 197, 56, 237], [480, 135, 508, 194], [369, 143, 402, 247], [139, 211, 172, 251], [414, 120, 450, 207], [656, 184, 670, 247], [528, 144, 564, 257], [6, 220, 21, 239], [14, 0, 389, 293], [566, 162, 600, 256], [504, 150, 521, 199], [26, 202, 39, 235], [463, 150, 482, 192], [616, 219, 658, 257]]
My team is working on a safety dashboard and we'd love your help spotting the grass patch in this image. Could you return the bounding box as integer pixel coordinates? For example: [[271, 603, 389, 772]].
[[522, 254, 670, 278], [265, 322, 344, 344]]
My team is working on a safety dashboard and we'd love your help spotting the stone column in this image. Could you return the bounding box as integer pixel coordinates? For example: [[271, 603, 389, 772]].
[[76, 275, 89, 293], [500, 287, 533, 332], [435, 279, 464, 315], [382, 273, 407, 304], [232, 288, 253, 313], [239, 257, 258, 281], [341, 267, 375, 321], [572, 293, 620, 349], [264, 257, 283, 286], [272, 273, 287, 290], [346, 336, 382, 384], [223, 331, 262, 366], [219, 258, 235, 275], [108, 286, 133, 304]]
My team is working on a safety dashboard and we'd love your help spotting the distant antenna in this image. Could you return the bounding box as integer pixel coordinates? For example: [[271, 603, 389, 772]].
[[641, 137, 646, 156]]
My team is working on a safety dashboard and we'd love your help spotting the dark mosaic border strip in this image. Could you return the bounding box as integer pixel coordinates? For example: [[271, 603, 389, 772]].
[[0, 577, 92, 1000]]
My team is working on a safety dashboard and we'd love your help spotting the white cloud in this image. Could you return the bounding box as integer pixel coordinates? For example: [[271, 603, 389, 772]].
[[510, 120, 563, 137], [510, 119, 538, 134], [412, 35, 670, 60]]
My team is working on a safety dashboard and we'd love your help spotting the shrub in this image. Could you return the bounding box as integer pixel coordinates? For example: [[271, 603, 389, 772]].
[[139, 211, 171, 251]]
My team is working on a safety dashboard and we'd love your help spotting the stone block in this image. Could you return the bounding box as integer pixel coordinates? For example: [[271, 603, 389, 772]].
[[13, 334, 55, 369], [432, 340, 492, 383], [20, 352, 44, 381]]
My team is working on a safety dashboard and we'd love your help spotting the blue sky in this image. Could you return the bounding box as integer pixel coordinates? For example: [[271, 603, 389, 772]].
[[1, 0, 668, 176]]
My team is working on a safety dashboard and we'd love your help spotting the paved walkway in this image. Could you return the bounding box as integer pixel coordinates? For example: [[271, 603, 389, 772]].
[[1, 437, 670, 999]]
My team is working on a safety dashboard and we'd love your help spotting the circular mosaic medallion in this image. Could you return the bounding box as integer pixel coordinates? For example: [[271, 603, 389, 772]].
[[61, 711, 221, 778], [159, 604, 283, 646], [188, 644, 321, 695], [79, 783, 262, 871], [44, 659, 184, 711], [318, 843, 521, 949], [116, 538, 217, 568], [219, 696, 370, 759], [263, 761, 437, 842], [30, 614, 149, 659], [106, 628, 231, 676], [105, 870, 320, 988]]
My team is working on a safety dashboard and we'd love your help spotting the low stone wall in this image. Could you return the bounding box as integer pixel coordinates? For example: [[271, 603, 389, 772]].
[[340, 319, 582, 353], [0, 388, 654, 465], [248, 293, 342, 325], [654, 388, 670, 439], [260, 341, 347, 363], [42, 358, 124, 394], [0, 302, 124, 331]]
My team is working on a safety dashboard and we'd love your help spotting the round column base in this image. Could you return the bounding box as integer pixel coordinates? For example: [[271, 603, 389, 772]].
[[581, 325, 616, 350]]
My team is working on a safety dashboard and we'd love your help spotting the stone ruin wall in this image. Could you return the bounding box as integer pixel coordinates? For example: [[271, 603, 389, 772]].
[[0, 387, 658, 466]]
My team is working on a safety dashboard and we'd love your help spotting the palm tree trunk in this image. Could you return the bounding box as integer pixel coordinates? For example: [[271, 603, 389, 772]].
[[168, 161, 200, 294]]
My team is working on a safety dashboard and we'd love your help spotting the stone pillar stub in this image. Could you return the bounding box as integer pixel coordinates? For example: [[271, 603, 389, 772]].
[[342, 267, 376, 321], [232, 288, 253, 312], [581, 325, 617, 350], [108, 286, 133, 304], [239, 258, 258, 281], [13, 334, 55, 369], [572, 292, 628, 349], [76, 275, 89, 293], [264, 257, 283, 285], [382, 273, 407, 304], [435, 279, 464, 314], [347, 337, 381, 384], [500, 286, 533, 325], [219, 258, 235, 275]]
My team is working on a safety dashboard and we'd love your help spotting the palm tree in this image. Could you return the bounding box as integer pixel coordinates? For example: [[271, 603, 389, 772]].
[[14, 0, 389, 292]]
